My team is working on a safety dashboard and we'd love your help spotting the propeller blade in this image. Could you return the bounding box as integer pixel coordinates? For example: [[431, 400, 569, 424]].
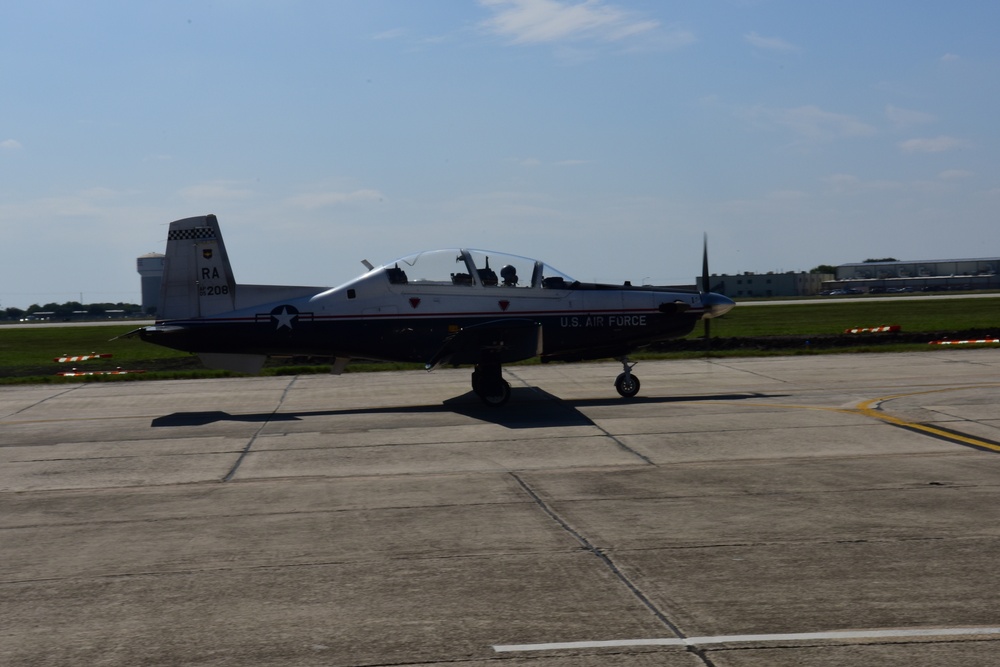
[[702, 232, 709, 296], [698, 234, 735, 319], [698, 234, 734, 355], [702, 233, 711, 353]]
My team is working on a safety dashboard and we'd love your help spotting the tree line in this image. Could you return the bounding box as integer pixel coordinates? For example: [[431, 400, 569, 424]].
[[2, 301, 146, 320]]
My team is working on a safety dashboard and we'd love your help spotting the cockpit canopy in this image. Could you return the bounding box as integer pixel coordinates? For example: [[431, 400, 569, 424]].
[[380, 249, 577, 289]]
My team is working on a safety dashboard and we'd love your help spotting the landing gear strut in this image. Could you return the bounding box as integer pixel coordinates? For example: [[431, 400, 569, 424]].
[[471, 362, 511, 406], [614, 357, 640, 398]]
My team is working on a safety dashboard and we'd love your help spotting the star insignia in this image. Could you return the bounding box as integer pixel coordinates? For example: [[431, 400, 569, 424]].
[[271, 305, 298, 330]]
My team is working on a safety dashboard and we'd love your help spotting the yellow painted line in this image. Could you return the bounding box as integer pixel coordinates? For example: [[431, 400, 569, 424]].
[[854, 387, 1000, 453], [703, 384, 1000, 454]]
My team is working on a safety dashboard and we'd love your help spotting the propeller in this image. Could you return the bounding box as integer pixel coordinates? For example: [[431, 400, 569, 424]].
[[701, 233, 711, 353], [698, 234, 736, 355]]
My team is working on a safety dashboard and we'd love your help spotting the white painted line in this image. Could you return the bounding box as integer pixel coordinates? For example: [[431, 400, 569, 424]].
[[495, 638, 684, 652], [493, 626, 1000, 652]]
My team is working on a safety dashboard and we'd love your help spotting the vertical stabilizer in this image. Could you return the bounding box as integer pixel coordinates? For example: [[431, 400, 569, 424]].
[[158, 214, 237, 319]]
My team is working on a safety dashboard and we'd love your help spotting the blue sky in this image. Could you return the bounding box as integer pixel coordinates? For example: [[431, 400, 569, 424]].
[[2, 0, 998, 309]]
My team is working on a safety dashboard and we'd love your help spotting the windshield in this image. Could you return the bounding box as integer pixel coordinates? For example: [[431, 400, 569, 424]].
[[384, 249, 469, 286]]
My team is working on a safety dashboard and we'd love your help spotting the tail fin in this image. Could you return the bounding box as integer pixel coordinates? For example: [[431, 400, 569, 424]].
[[158, 214, 237, 319]]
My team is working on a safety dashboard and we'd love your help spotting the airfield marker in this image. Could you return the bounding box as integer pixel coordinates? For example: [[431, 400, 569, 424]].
[[54, 353, 113, 363]]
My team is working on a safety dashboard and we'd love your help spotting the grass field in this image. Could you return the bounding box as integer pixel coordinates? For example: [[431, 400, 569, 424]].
[[1, 295, 997, 384], [707, 296, 1000, 337], [0, 324, 195, 383]]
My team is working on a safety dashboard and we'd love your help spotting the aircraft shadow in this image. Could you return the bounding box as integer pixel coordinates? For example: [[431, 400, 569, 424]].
[[150, 388, 777, 430]]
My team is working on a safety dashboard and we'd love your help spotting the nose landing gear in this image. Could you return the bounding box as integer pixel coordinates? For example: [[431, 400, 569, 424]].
[[614, 357, 640, 398]]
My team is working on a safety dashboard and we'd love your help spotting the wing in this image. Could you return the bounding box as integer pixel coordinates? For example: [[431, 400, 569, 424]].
[[426, 319, 542, 369]]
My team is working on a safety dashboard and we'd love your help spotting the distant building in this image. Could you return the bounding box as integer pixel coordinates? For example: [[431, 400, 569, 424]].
[[698, 271, 832, 298], [699, 256, 1000, 298], [136, 253, 165, 314], [828, 257, 999, 292]]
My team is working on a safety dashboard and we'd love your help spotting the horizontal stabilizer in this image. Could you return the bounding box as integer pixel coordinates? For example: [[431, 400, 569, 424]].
[[235, 284, 328, 309]]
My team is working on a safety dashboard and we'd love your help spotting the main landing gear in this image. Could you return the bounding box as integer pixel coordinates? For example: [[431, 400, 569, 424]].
[[471, 362, 511, 406], [614, 357, 640, 398], [471, 358, 639, 405]]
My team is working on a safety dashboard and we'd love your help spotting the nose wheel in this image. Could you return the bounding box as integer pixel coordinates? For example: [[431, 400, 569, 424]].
[[614, 358, 640, 398]]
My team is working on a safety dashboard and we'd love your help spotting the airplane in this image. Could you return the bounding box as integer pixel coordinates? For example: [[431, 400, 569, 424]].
[[129, 214, 735, 406]]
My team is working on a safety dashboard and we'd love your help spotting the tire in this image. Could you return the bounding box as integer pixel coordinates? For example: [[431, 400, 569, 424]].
[[615, 372, 640, 398], [478, 379, 511, 406]]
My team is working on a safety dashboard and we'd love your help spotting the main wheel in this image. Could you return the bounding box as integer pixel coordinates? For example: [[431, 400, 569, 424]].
[[472, 365, 511, 406], [477, 379, 511, 406], [614, 372, 640, 398]]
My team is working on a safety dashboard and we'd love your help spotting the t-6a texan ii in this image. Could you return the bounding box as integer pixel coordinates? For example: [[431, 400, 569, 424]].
[[131, 214, 734, 406]]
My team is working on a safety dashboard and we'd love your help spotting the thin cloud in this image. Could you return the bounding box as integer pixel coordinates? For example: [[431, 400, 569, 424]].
[[286, 189, 382, 210], [179, 181, 255, 202], [783, 106, 875, 138], [372, 28, 406, 40], [941, 53, 960, 62], [746, 105, 876, 142], [898, 136, 967, 153], [938, 169, 973, 180], [479, 0, 659, 44], [1, 139, 23, 150], [885, 105, 936, 128], [745, 31, 798, 52], [823, 173, 904, 194], [513, 157, 592, 167], [79, 187, 120, 200], [767, 190, 808, 201]]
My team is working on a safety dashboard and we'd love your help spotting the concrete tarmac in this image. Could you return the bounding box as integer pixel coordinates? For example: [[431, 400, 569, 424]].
[[2, 350, 1000, 666]]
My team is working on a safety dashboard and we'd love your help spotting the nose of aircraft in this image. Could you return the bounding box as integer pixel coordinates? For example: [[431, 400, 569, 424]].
[[702, 292, 735, 319]]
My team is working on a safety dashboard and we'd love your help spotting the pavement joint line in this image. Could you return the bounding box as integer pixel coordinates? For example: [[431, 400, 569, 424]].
[[508, 472, 686, 640], [3, 383, 85, 419], [507, 367, 655, 465], [492, 627, 1000, 652], [590, 422, 655, 465], [221, 376, 299, 482]]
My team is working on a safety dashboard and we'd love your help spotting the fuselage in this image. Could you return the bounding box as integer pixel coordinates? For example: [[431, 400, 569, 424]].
[[142, 247, 717, 365]]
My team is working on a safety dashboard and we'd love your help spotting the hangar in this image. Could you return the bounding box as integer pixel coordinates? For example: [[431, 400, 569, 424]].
[[698, 271, 834, 298], [702, 257, 999, 298], [830, 257, 999, 293]]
